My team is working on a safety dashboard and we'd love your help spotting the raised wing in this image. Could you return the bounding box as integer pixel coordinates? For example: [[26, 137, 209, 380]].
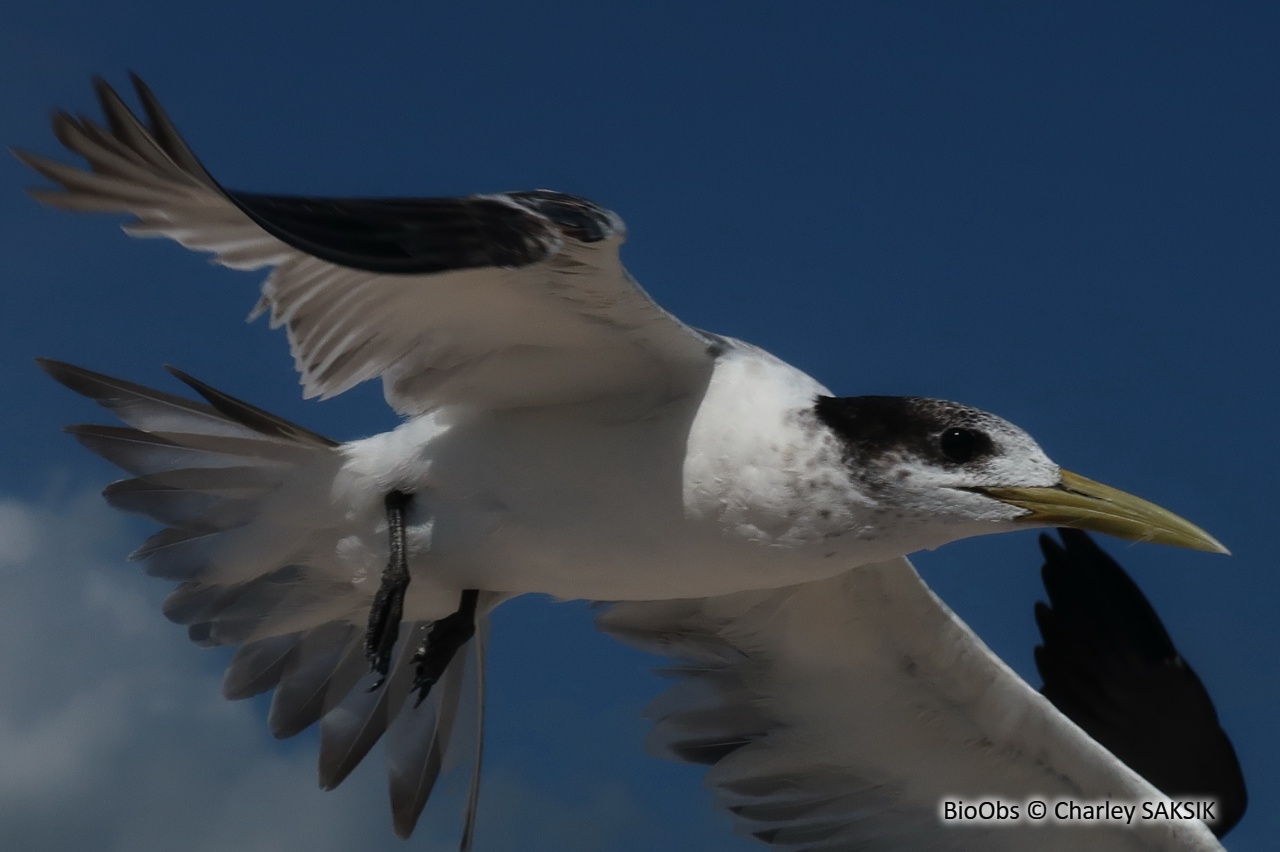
[[599, 557, 1226, 851], [17, 76, 715, 414], [1035, 529, 1247, 838]]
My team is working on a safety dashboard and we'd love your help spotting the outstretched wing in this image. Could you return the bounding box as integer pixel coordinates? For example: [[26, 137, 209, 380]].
[[599, 557, 1226, 851], [41, 359, 489, 844], [17, 76, 716, 414], [1035, 529, 1247, 838]]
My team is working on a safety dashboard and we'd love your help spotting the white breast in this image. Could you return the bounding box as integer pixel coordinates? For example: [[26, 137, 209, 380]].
[[329, 344, 938, 604]]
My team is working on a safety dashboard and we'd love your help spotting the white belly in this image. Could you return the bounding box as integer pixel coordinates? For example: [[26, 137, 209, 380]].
[[329, 350, 902, 606]]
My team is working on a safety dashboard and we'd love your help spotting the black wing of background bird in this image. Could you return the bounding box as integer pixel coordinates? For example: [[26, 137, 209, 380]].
[[1035, 528, 1247, 837]]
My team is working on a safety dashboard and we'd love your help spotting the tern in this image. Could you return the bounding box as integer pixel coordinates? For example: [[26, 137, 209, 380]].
[[20, 76, 1228, 840], [600, 529, 1245, 851]]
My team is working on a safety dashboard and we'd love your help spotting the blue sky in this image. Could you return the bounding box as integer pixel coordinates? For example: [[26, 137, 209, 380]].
[[2, 2, 1277, 850]]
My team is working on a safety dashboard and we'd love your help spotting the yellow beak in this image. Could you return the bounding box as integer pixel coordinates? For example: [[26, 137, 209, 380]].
[[977, 469, 1229, 554]]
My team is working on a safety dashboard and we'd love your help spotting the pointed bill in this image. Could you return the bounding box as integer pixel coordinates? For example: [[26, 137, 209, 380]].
[[978, 469, 1229, 554]]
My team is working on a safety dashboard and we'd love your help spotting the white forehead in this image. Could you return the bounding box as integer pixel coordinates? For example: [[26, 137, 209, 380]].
[[970, 415, 1060, 487]]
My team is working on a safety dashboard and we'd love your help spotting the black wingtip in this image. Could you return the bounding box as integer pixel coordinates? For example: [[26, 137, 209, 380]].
[[49, 109, 79, 142], [10, 146, 47, 171], [162, 363, 234, 407], [90, 74, 122, 110], [162, 363, 196, 384], [128, 72, 158, 116], [91, 73, 136, 110], [39, 358, 130, 395], [36, 356, 84, 388], [1034, 528, 1248, 838], [120, 72, 218, 186], [128, 71, 159, 111], [1037, 530, 1063, 561], [163, 364, 339, 448]]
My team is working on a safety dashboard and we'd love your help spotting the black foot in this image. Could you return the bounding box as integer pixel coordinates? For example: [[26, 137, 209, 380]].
[[412, 589, 480, 706], [365, 489, 412, 690]]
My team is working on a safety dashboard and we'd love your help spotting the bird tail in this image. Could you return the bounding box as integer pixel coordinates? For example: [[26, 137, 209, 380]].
[[40, 359, 487, 845]]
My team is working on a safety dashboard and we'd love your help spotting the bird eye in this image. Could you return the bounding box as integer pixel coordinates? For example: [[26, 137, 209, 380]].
[[939, 427, 988, 464]]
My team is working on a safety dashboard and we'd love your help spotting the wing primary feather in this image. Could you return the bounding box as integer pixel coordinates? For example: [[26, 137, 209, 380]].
[[91, 75, 196, 182], [222, 191, 566, 275], [49, 111, 168, 187], [317, 622, 425, 791], [1035, 529, 1247, 838], [458, 616, 488, 852], [27, 77, 716, 412], [128, 71, 220, 186], [164, 365, 338, 447], [223, 633, 303, 700]]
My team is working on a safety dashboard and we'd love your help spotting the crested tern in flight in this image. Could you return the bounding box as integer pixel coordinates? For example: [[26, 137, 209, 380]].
[[19, 76, 1228, 843]]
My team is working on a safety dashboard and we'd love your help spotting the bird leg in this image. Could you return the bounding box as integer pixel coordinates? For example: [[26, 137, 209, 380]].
[[365, 489, 413, 689], [412, 589, 480, 707]]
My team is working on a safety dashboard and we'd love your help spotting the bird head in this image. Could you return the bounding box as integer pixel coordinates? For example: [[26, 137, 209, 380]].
[[813, 395, 1227, 554]]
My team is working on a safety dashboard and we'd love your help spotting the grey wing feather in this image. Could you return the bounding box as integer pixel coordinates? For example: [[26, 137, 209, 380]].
[[130, 527, 220, 578], [39, 358, 284, 439], [223, 633, 304, 700], [103, 477, 258, 531], [599, 560, 1228, 852], [126, 73, 220, 181], [106, 465, 283, 500], [387, 672, 454, 837], [267, 621, 364, 739], [319, 681, 400, 790], [386, 611, 490, 842], [65, 424, 308, 475], [45, 358, 489, 841], [459, 618, 488, 852], [24, 78, 716, 412], [165, 365, 338, 447], [318, 622, 431, 790]]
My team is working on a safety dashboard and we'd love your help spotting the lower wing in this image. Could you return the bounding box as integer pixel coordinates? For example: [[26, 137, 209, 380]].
[[599, 555, 1227, 851], [41, 359, 486, 843]]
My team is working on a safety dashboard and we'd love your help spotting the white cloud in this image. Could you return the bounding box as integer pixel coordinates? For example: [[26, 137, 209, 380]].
[[0, 499, 39, 568], [0, 489, 734, 852], [0, 492, 459, 850]]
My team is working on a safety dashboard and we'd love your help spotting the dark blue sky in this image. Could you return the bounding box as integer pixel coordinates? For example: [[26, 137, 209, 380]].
[[2, 3, 1276, 850]]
